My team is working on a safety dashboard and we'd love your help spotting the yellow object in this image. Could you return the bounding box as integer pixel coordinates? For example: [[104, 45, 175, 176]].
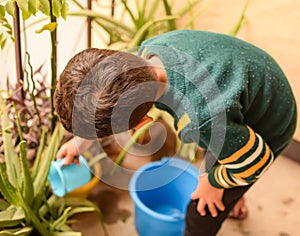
[[177, 113, 191, 134], [67, 156, 102, 198]]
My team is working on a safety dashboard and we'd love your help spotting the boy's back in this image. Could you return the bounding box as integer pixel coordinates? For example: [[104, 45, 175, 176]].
[[139, 29, 297, 156]]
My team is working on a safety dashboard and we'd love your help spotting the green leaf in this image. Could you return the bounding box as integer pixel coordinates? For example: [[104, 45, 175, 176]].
[[57, 224, 73, 232], [28, 0, 39, 15], [0, 227, 32, 235], [0, 5, 5, 18], [15, 0, 29, 15], [39, 0, 50, 15], [121, 0, 137, 28], [66, 207, 96, 218], [52, 0, 61, 18], [31, 191, 46, 214], [128, 15, 179, 48], [61, 0, 69, 20], [68, 10, 135, 37], [145, 0, 159, 20], [5, 1, 15, 17], [0, 97, 20, 187], [35, 22, 57, 33], [38, 194, 59, 218], [180, 0, 212, 29], [52, 207, 72, 230], [13, 103, 34, 206], [1, 37, 7, 50], [0, 18, 15, 50], [138, 0, 147, 23], [65, 198, 107, 234], [162, 0, 176, 30], [1, 19, 12, 32], [57, 197, 66, 217], [0, 198, 10, 210], [174, 0, 203, 17], [0, 206, 25, 227], [33, 123, 64, 198], [31, 128, 46, 180], [22, 8, 31, 20], [64, 197, 104, 220], [229, 0, 250, 36], [0, 163, 19, 205], [20, 200, 50, 236]]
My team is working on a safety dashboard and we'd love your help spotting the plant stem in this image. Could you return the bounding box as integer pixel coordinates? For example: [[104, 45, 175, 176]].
[[49, 3, 58, 132], [162, 0, 176, 30], [229, 0, 250, 36], [13, 2, 25, 99], [38, 194, 59, 217], [111, 121, 155, 174], [111, 108, 162, 173], [25, 52, 42, 127], [87, 152, 107, 167], [128, 15, 179, 48], [87, 0, 92, 48], [68, 10, 135, 36]]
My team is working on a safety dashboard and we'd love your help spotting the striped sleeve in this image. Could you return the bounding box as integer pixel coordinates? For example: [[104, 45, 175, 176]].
[[208, 125, 275, 189]]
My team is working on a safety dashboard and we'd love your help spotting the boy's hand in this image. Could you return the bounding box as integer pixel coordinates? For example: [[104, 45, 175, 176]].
[[56, 138, 80, 166], [190, 173, 225, 218]]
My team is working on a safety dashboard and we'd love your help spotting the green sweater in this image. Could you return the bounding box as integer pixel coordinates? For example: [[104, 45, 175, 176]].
[[138, 30, 297, 188]]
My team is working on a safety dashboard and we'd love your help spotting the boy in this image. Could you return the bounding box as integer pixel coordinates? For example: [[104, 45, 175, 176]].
[[54, 30, 297, 235]]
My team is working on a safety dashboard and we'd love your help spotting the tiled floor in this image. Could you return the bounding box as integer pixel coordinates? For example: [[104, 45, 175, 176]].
[[71, 154, 300, 236]]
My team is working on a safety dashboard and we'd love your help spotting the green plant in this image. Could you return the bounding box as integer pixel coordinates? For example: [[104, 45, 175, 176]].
[[0, 0, 69, 47], [0, 95, 105, 236], [69, 0, 206, 49], [0, 64, 50, 164], [0, 0, 71, 131]]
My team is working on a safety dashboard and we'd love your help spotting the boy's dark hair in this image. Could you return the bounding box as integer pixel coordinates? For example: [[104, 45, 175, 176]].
[[54, 48, 158, 139]]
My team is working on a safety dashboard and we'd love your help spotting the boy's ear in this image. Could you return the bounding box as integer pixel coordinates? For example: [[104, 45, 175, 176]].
[[133, 115, 154, 130]]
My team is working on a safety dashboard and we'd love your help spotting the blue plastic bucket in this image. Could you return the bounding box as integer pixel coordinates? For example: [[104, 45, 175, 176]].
[[129, 157, 199, 236]]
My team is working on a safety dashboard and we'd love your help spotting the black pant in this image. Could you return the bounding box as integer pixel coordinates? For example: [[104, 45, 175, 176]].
[[184, 184, 252, 236], [185, 150, 252, 236]]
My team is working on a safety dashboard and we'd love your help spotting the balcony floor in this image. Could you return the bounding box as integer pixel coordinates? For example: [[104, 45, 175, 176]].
[[70, 155, 300, 236]]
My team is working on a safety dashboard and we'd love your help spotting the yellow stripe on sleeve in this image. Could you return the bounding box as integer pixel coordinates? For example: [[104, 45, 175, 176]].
[[219, 126, 256, 165], [233, 143, 272, 179], [224, 135, 264, 169], [177, 113, 191, 134], [220, 166, 237, 187], [213, 166, 223, 187]]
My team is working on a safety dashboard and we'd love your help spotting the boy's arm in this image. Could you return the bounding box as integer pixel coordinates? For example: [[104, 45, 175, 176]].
[[56, 137, 94, 166], [179, 117, 275, 188], [186, 119, 274, 217], [207, 123, 275, 189], [179, 111, 275, 189]]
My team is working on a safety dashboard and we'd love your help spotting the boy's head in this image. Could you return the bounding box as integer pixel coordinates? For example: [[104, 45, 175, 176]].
[[54, 48, 159, 139]]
